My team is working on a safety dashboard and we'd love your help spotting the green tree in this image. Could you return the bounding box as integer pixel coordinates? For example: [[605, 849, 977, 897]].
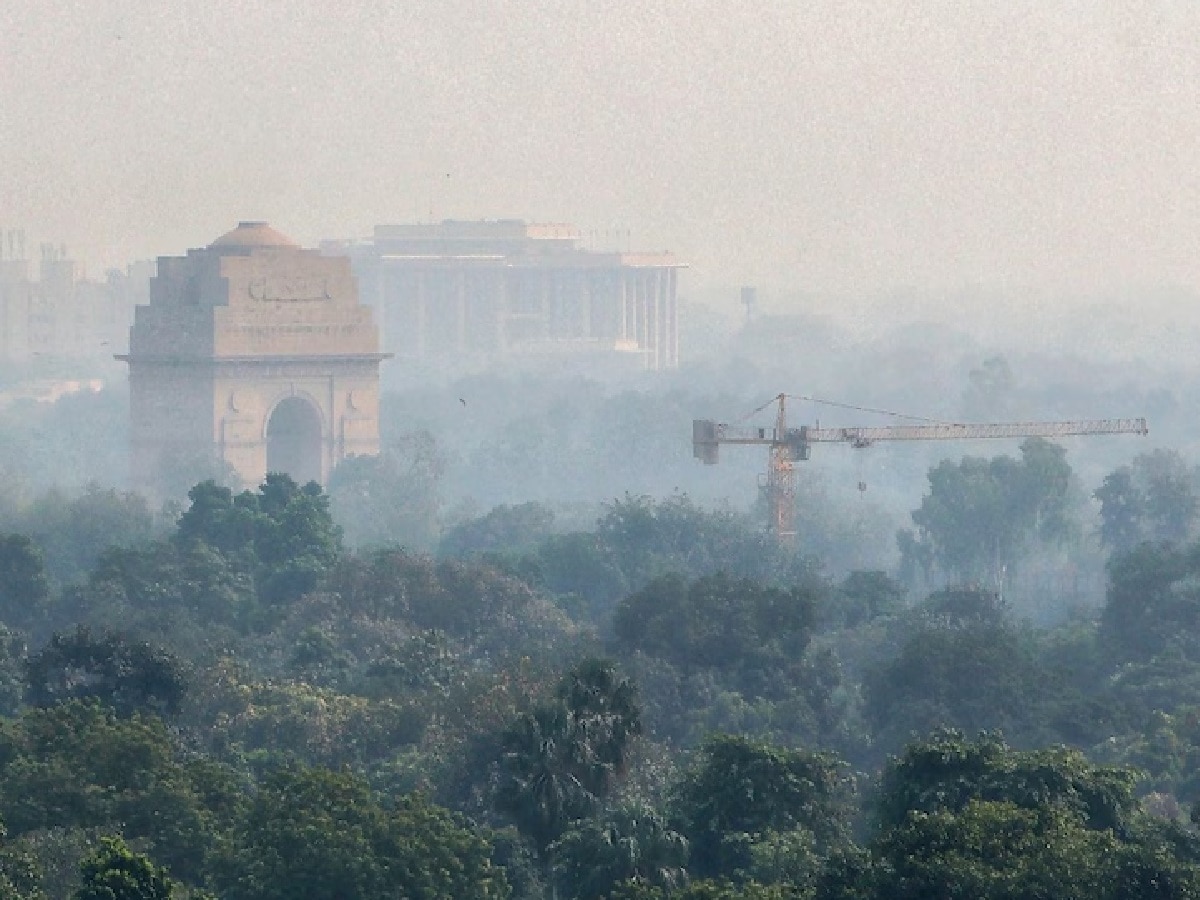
[[0, 821, 42, 900], [0, 535, 49, 631], [671, 735, 849, 880], [218, 765, 507, 900], [329, 433, 446, 551], [494, 701, 593, 856], [875, 730, 1138, 835], [19, 485, 156, 587], [1139, 449, 1199, 544], [908, 439, 1078, 582], [832, 571, 905, 629], [1100, 541, 1200, 664], [72, 836, 176, 900], [605, 878, 807, 900], [1095, 466, 1146, 554], [873, 800, 1121, 900], [25, 627, 188, 717], [861, 592, 1082, 751], [549, 803, 688, 900], [614, 573, 819, 698], [173, 475, 341, 608], [1095, 452, 1200, 551], [0, 701, 233, 884], [494, 661, 642, 856], [440, 502, 557, 559]]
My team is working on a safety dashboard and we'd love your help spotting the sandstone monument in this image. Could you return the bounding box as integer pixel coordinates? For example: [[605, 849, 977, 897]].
[[120, 222, 387, 493]]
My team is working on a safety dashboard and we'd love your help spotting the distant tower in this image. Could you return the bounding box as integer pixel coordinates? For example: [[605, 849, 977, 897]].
[[120, 222, 389, 494]]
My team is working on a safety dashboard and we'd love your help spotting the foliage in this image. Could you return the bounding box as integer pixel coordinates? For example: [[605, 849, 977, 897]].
[[614, 573, 819, 699], [327, 550, 584, 673], [175, 474, 341, 605], [493, 660, 642, 855], [1096, 451, 1200, 553], [829, 571, 906, 629], [549, 802, 688, 900], [1095, 466, 1148, 554], [15, 486, 156, 588], [874, 730, 1138, 834], [439, 502, 557, 559], [874, 800, 1124, 900], [1101, 541, 1200, 665], [204, 678, 425, 768], [0, 701, 238, 883], [671, 734, 850, 880], [72, 836, 176, 900], [217, 764, 508, 900], [0, 630, 27, 719], [514, 495, 820, 624], [747, 828, 822, 891], [328, 433, 446, 551], [605, 878, 809, 900], [905, 438, 1079, 582], [0, 823, 42, 900], [13, 458, 1200, 898], [0, 535, 48, 632], [25, 628, 187, 717], [862, 598, 1052, 751]]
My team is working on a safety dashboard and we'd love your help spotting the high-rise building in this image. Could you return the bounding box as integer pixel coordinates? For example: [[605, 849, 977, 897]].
[[0, 233, 140, 363]]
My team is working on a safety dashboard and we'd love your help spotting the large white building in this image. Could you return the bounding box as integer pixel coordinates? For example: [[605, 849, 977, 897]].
[[325, 220, 684, 371]]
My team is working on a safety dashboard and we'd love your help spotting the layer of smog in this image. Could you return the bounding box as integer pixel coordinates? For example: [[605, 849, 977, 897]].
[[1, 4, 1198, 898]]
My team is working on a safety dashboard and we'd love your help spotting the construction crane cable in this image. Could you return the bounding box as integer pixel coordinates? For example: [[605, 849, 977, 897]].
[[735, 394, 786, 423]]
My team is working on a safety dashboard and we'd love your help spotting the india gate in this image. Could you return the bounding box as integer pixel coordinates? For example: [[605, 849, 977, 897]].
[[120, 222, 387, 493]]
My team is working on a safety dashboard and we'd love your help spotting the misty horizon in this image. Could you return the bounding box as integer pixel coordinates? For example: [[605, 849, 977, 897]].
[[2, 1, 1198, 308]]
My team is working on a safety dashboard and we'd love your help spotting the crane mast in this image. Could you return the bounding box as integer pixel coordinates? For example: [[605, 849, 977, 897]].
[[693, 393, 1149, 541]]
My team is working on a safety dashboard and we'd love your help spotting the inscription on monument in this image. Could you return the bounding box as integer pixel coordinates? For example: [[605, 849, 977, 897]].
[[247, 276, 331, 302]]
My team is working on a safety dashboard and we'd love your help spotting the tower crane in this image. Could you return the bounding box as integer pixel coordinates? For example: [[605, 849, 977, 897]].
[[693, 393, 1148, 541]]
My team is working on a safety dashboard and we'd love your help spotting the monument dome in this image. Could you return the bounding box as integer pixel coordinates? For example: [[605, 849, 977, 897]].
[[209, 221, 298, 251]]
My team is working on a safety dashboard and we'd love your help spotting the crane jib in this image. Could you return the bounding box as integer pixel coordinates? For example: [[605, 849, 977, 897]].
[[692, 416, 1148, 467], [799, 418, 1150, 445], [692, 399, 1148, 543]]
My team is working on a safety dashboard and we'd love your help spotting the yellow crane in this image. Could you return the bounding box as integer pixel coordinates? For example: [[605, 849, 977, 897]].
[[693, 393, 1149, 541]]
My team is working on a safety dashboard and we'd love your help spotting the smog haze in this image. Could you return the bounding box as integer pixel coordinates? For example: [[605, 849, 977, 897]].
[[3, 0, 1198, 314]]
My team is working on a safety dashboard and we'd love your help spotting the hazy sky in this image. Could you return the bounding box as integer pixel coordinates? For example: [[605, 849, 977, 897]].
[[2, 1, 1197, 302]]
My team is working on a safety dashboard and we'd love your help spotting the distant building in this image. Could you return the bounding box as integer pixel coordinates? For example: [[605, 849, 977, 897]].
[[120, 222, 388, 493], [0, 233, 142, 363], [324, 220, 684, 371]]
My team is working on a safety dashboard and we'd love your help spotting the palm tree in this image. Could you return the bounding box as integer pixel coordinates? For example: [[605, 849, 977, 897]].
[[494, 702, 598, 854], [494, 660, 643, 856], [549, 802, 688, 900]]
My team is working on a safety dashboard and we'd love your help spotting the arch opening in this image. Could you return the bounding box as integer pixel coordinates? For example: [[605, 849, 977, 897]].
[[266, 397, 323, 485]]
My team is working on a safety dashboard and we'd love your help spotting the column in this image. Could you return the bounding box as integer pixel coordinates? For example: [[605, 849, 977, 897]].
[[455, 270, 467, 354], [647, 271, 660, 370], [493, 269, 506, 354], [415, 271, 427, 359], [637, 272, 650, 354], [619, 273, 629, 342], [666, 267, 678, 367], [580, 270, 593, 339]]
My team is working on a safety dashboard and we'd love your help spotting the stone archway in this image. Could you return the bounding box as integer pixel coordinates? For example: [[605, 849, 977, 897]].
[[265, 396, 324, 485]]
